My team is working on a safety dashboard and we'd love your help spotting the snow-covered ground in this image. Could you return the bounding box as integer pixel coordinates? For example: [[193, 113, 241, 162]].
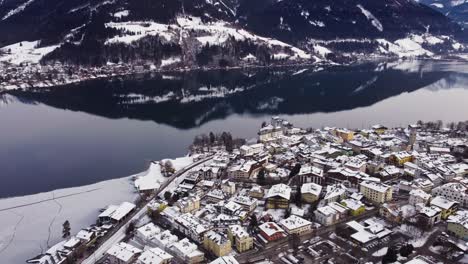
[[105, 15, 312, 61], [0, 155, 192, 264], [0, 154, 199, 264], [134, 156, 193, 192], [0, 176, 137, 263], [0, 40, 58, 65]]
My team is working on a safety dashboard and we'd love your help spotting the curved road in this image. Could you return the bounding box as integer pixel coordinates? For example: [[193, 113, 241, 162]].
[[81, 155, 213, 264]]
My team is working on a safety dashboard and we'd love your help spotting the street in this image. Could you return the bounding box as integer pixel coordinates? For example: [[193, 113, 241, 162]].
[[80, 155, 213, 264]]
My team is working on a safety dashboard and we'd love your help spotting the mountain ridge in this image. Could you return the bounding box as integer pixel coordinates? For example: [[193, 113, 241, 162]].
[[0, 0, 466, 72]]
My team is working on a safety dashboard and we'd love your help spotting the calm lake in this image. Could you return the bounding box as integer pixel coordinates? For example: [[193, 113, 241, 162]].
[[1, 60, 468, 198]]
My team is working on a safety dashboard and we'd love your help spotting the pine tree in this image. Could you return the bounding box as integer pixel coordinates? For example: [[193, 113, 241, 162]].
[[295, 184, 302, 207], [248, 213, 258, 232], [62, 220, 71, 238], [209, 132, 215, 145], [257, 168, 266, 185]]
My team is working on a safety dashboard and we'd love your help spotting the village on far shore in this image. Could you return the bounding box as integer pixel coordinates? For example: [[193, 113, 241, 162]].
[[28, 117, 468, 264]]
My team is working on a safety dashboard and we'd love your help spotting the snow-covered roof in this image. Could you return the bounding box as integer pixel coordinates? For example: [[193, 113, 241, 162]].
[[324, 184, 347, 200], [111, 202, 136, 221], [210, 256, 240, 264], [137, 223, 161, 240], [409, 189, 431, 200], [106, 242, 142, 262], [419, 206, 441, 217], [301, 182, 322, 196], [360, 181, 391, 193], [169, 238, 203, 258], [280, 215, 311, 231], [316, 205, 338, 216], [229, 225, 250, 239], [447, 210, 468, 230], [99, 205, 118, 218], [259, 222, 285, 237], [76, 230, 94, 242], [138, 247, 173, 264], [205, 231, 230, 245], [347, 218, 392, 244], [63, 237, 81, 249], [341, 198, 365, 211], [224, 200, 242, 212], [266, 183, 291, 200], [430, 196, 458, 210]]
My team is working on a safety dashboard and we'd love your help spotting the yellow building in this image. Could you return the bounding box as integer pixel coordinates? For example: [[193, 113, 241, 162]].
[[371, 125, 388, 134], [430, 196, 458, 220], [341, 198, 365, 216], [176, 196, 200, 214], [391, 151, 413, 166], [379, 203, 402, 223], [265, 184, 291, 209], [447, 211, 468, 240], [228, 225, 254, 253], [301, 183, 322, 203], [359, 181, 393, 204], [335, 129, 355, 142], [249, 185, 264, 199], [203, 231, 232, 257]]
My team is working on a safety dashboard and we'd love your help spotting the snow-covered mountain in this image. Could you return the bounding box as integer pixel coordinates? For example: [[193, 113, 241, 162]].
[[417, 0, 468, 28], [0, 0, 466, 68]]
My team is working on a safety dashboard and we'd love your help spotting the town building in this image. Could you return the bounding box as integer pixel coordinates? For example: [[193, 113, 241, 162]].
[[137, 247, 173, 264], [447, 210, 468, 240], [106, 242, 142, 264], [227, 225, 253, 253], [169, 238, 205, 264], [341, 198, 366, 216], [430, 196, 459, 219], [279, 215, 312, 235], [203, 231, 232, 257], [258, 222, 286, 242], [409, 189, 431, 206], [359, 181, 393, 204], [315, 205, 341, 226], [98, 202, 136, 224], [301, 182, 322, 203], [265, 184, 291, 209], [176, 196, 201, 214], [432, 182, 468, 208]]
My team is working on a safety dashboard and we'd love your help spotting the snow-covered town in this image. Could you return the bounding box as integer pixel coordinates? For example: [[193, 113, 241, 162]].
[[27, 117, 468, 264]]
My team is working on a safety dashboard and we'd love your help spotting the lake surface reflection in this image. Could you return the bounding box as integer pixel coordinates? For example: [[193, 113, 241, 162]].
[[1, 60, 467, 197]]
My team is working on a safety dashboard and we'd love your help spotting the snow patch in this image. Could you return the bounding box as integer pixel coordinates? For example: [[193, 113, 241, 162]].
[[357, 4, 383, 32], [160, 57, 181, 67], [105, 22, 175, 44], [0, 41, 59, 65], [2, 0, 35, 21], [113, 10, 129, 18]]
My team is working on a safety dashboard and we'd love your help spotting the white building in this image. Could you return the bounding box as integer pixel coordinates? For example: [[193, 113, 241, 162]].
[[409, 189, 431, 206], [106, 242, 142, 264], [315, 205, 340, 226], [137, 247, 173, 264], [169, 238, 205, 264], [279, 215, 312, 235], [432, 182, 468, 208], [239, 143, 264, 156]]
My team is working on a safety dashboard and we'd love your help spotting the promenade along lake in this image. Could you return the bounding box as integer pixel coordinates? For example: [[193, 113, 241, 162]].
[[1, 60, 468, 198]]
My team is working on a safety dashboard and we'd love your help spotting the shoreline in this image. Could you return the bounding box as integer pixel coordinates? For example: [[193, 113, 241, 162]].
[[3, 55, 466, 93], [0, 155, 195, 264], [0, 163, 142, 263], [0, 56, 467, 94]]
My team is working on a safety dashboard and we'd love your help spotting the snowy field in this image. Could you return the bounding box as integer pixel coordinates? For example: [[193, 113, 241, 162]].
[[0, 40, 58, 65], [0, 177, 136, 263], [0, 156, 192, 264]]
